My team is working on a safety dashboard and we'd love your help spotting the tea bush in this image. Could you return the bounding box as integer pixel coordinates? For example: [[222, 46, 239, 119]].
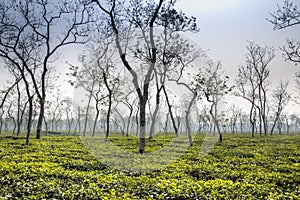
[[0, 134, 299, 199]]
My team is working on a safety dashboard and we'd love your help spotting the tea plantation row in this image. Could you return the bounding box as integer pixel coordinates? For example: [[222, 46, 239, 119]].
[[0, 133, 299, 199]]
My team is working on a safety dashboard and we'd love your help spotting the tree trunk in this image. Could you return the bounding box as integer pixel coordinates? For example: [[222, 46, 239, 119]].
[[270, 115, 279, 136], [139, 97, 147, 153], [92, 110, 99, 137], [149, 89, 161, 139], [77, 106, 81, 135], [163, 112, 169, 134], [149, 70, 165, 139], [43, 117, 48, 135], [240, 118, 243, 134], [26, 96, 34, 146], [93, 0, 163, 153], [36, 67, 47, 139], [83, 88, 94, 137], [209, 102, 223, 142], [135, 107, 139, 136], [163, 86, 179, 137], [185, 93, 197, 146], [126, 108, 133, 137], [103, 71, 112, 141], [36, 98, 44, 139], [0, 119, 2, 134], [185, 113, 193, 146], [16, 83, 22, 136], [249, 102, 256, 138], [277, 118, 282, 135], [7, 102, 16, 135]]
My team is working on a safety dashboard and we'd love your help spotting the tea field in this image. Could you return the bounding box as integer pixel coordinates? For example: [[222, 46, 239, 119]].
[[0, 133, 299, 199]]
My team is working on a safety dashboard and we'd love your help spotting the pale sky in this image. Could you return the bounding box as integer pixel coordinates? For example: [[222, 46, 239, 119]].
[[175, 0, 300, 114]]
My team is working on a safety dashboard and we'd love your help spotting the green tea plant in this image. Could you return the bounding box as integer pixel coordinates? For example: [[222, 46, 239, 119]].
[[0, 134, 299, 199]]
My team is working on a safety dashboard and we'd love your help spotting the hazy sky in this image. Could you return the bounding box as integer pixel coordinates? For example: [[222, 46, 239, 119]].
[[175, 0, 300, 114], [1, 0, 300, 114], [176, 0, 299, 78]]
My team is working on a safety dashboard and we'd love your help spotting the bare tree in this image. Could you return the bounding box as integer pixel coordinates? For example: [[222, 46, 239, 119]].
[[0, 0, 94, 140], [194, 61, 232, 142], [235, 64, 259, 137], [91, 0, 163, 153], [268, 0, 300, 64], [146, 4, 199, 139], [0, 78, 21, 110], [24, 0, 94, 139], [235, 42, 274, 137], [167, 51, 202, 145], [121, 90, 138, 137], [0, 2, 39, 144], [249, 42, 274, 136], [68, 57, 106, 137], [91, 0, 198, 153], [270, 81, 291, 135], [62, 97, 74, 135], [228, 104, 240, 134]]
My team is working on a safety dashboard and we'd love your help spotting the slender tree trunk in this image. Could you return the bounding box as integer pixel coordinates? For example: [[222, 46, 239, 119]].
[[83, 88, 94, 137], [0, 119, 2, 134], [7, 102, 16, 135], [286, 119, 289, 135], [250, 103, 257, 138], [16, 83, 22, 136], [92, 101, 100, 137], [176, 116, 181, 134], [102, 71, 112, 141], [17, 102, 27, 136], [149, 70, 164, 139], [66, 110, 71, 135], [76, 106, 81, 135], [149, 86, 161, 139], [209, 102, 222, 142], [135, 107, 139, 136], [262, 88, 268, 136], [36, 72, 47, 139], [139, 97, 147, 153], [277, 118, 282, 135], [26, 96, 34, 146], [43, 117, 48, 135], [163, 112, 169, 134], [257, 108, 262, 137], [0, 110, 3, 134], [36, 99, 44, 139], [185, 113, 193, 146], [185, 93, 197, 146], [240, 118, 243, 134], [163, 86, 179, 137], [270, 115, 279, 135], [126, 108, 133, 137]]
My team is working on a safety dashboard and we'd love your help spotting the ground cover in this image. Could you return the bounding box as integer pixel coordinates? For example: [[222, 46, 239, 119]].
[[0, 133, 299, 199]]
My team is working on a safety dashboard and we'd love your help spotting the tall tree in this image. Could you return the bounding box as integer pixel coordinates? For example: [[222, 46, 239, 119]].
[[91, 0, 197, 153], [0, 2, 39, 144], [235, 63, 259, 137], [0, 0, 93, 140], [248, 42, 274, 136], [91, 0, 163, 153], [193, 61, 232, 142], [270, 81, 290, 135], [235, 42, 274, 137], [147, 3, 198, 138]]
